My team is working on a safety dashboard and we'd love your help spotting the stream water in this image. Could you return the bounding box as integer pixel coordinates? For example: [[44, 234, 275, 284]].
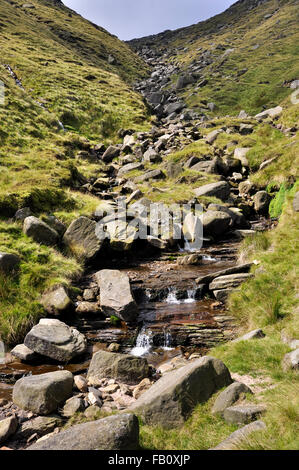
[[0, 240, 239, 401]]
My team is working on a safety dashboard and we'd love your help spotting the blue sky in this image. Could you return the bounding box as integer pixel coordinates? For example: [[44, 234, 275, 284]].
[[63, 0, 236, 40]]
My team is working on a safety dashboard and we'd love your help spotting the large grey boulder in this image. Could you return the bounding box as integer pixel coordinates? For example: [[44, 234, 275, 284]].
[[253, 191, 271, 214], [282, 349, 299, 371], [128, 356, 232, 428], [95, 269, 138, 322], [87, 350, 150, 386], [27, 414, 139, 450], [63, 216, 104, 262], [0, 416, 18, 444], [165, 102, 185, 115], [23, 217, 59, 246], [223, 404, 266, 424], [212, 382, 253, 415], [200, 210, 232, 236], [211, 420, 266, 450], [209, 273, 253, 290], [194, 181, 230, 200], [234, 148, 250, 167], [41, 285, 73, 316], [0, 252, 20, 275], [24, 319, 87, 362], [13, 371, 73, 415]]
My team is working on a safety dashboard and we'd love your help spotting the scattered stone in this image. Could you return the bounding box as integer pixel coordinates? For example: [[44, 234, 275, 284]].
[[196, 263, 252, 285], [14, 207, 31, 221], [143, 148, 162, 163], [282, 349, 299, 371], [133, 378, 152, 400], [24, 319, 87, 362], [15, 416, 62, 440], [255, 106, 283, 120], [41, 285, 73, 316], [233, 329, 266, 343], [87, 350, 150, 386], [61, 396, 85, 417], [201, 210, 232, 236], [212, 382, 253, 415], [27, 414, 139, 450], [0, 416, 18, 445], [194, 181, 230, 200], [211, 420, 266, 450], [11, 344, 40, 362], [13, 371, 73, 415], [128, 356, 232, 428], [102, 145, 120, 163], [84, 405, 101, 420], [74, 375, 88, 393], [234, 148, 250, 167], [209, 273, 253, 290], [177, 254, 203, 266], [95, 270, 138, 322], [205, 130, 220, 144], [117, 162, 144, 177], [223, 404, 266, 424], [23, 216, 59, 246]]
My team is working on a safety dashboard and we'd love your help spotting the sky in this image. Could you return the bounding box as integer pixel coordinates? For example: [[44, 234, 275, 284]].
[[63, 0, 236, 40]]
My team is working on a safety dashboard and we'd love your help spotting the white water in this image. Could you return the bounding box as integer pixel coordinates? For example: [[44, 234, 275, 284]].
[[163, 329, 173, 350], [131, 327, 153, 357], [166, 288, 197, 304]]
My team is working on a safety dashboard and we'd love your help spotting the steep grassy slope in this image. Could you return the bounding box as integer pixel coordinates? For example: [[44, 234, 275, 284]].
[[0, 0, 150, 216], [129, 0, 299, 117]]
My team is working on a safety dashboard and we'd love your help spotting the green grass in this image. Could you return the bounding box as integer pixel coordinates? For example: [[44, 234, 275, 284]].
[[0, 221, 82, 344]]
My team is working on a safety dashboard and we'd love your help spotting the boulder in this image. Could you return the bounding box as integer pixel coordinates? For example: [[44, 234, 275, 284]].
[[14, 207, 31, 221], [11, 344, 40, 362], [23, 217, 59, 246], [102, 145, 120, 163], [253, 191, 271, 214], [0, 252, 20, 275], [0, 416, 18, 445], [135, 169, 165, 183], [87, 350, 150, 386], [211, 420, 266, 450], [212, 382, 253, 415], [209, 273, 253, 290], [13, 371, 73, 415], [24, 319, 87, 362], [293, 192, 299, 212], [196, 263, 253, 285], [234, 148, 250, 167], [63, 216, 104, 262], [133, 378, 152, 400], [61, 396, 85, 417], [143, 148, 162, 163], [165, 102, 185, 116], [103, 220, 137, 252], [194, 181, 230, 200], [128, 356, 232, 428], [223, 404, 266, 424], [117, 162, 144, 178], [233, 329, 265, 343], [200, 210, 232, 236], [41, 285, 73, 316], [177, 254, 203, 266], [95, 270, 138, 322], [27, 414, 139, 450], [255, 106, 283, 120], [205, 130, 220, 144], [15, 416, 62, 440], [282, 349, 299, 371], [74, 375, 88, 393]]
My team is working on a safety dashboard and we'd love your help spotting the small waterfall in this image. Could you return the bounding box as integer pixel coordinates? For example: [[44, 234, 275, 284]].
[[166, 288, 180, 304], [202, 254, 217, 262], [185, 289, 196, 304], [131, 327, 153, 357]]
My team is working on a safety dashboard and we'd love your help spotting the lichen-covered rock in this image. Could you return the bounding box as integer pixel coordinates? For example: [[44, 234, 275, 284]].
[[27, 414, 139, 450], [95, 269, 138, 322], [13, 371, 73, 415], [128, 356, 232, 428], [41, 286, 73, 316], [87, 350, 150, 386], [24, 319, 87, 362]]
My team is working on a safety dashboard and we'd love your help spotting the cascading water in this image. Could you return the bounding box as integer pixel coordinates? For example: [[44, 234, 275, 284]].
[[166, 287, 197, 304], [131, 327, 153, 357], [163, 329, 173, 350]]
